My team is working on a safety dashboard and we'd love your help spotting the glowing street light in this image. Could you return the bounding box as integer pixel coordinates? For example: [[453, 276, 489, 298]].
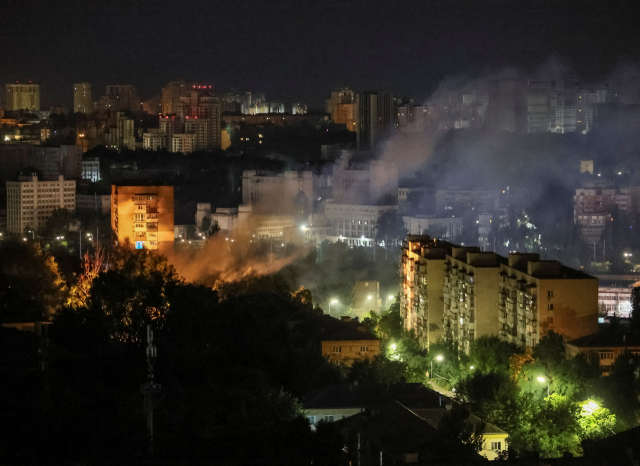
[[537, 376, 550, 397], [470, 366, 475, 370], [431, 355, 444, 379], [329, 299, 338, 315], [386, 295, 394, 310]]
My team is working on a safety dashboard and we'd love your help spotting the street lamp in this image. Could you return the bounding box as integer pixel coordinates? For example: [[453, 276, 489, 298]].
[[329, 299, 338, 315], [366, 295, 372, 311], [27, 230, 34, 239], [537, 376, 550, 397], [431, 355, 443, 379], [386, 295, 394, 310], [470, 366, 475, 370]]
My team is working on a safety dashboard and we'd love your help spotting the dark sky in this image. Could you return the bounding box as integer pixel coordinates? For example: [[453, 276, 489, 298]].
[[1, 0, 638, 109]]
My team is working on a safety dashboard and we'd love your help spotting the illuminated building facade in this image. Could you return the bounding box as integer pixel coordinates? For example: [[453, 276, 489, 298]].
[[6, 175, 75, 233], [400, 236, 453, 347], [498, 254, 598, 348], [5, 83, 40, 111], [73, 82, 92, 113], [443, 248, 503, 354], [111, 185, 174, 252]]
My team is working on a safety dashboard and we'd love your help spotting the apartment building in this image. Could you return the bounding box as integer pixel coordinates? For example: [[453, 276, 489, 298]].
[[498, 253, 598, 348], [443, 248, 503, 354], [6, 175, 76, 233], [76, 193, 111, 214], [574, 184, 640, 244], [0, 144, 82, 184], [565, 332, 640, 375], [5, 83, 40, 111], [111, 185, 174, 252], [242, 170, 313, 214], [73, 83, 92, 113], [400, 235, 454, 347]]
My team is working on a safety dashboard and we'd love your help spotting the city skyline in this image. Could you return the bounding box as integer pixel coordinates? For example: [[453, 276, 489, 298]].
[[2, 1, 640, 108]]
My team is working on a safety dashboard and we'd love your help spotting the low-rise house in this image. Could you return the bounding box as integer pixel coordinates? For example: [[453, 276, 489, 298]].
[[303, 383, 508, 461], [565, 331, 640, 375], [319, 316, 380, 366]]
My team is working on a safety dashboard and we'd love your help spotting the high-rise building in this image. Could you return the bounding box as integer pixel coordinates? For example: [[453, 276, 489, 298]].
[[443, 248, 503, 354], [100, 85, 140, 112], [0, 144, 82, 184], [161, 79, 190, 115], [73, 82, 92, 113], [400, 235, 454, 347], [332, 157, 398, 205], [400, 237, 600, 353], [111, 184, 174, 252], [356, 91, 394, 149], [174, 90, 222, 150], [5, 83, 40, 111], [326, 88, 357, 130], [497, 253, 598, 348], [574, 184, 640, 245], [6, 175, 76, 233], [242, 170, 313, 214]]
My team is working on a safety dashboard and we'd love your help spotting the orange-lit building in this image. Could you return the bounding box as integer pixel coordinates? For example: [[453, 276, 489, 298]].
[[111, 185, 174, 253], [400, 235, 454, 348], [320, 317, 380, 366]]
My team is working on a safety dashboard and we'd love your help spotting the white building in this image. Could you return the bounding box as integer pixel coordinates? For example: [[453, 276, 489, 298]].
[[81, 158, 100, 182], [595, 275, 637, 318], [171, 133, 196, 153], [6, 175, 76, 233], [76, 193, 111, 214], [402, 215, 462, 241], [196, 203, 294, 239], [143, 129, 169, 151], [325, 203, 397, 247]]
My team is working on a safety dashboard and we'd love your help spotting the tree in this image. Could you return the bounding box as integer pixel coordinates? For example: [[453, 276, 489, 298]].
[[375, 210, 408, 249], [0, 239, 66, 322], [67, 245, 105, 308], [468, 335, 522, 375], [39, 207, 75, 238]]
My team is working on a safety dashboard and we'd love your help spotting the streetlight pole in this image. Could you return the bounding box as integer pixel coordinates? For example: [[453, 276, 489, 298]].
[[431, 355, 443, 379], [329, 299, 338, 316], [537, 376, 549, 397], [386, 295, 394, 310]]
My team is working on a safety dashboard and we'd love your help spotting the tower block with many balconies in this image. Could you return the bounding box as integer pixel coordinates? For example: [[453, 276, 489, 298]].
[[111, 185, 174, 253]]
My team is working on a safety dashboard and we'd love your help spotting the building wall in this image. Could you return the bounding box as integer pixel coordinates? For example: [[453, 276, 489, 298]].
[[400, 236, 452, 347], [5, 84, 40, 111], [73, 83, 92, 113], [498, 254, 598, 348], [321, 339, 380, 366], [325, 203, 397, 246], [565, 343, 640, 376], [6, 175, 75, 233], [403, 216, 462, 241], [111, 185, 174, 253], [443, 249, 501, 354], [241, 170, 313, 214], [81, 158, 101, 182], [76, 194, 110, 214], [356, 91, 394, 149]]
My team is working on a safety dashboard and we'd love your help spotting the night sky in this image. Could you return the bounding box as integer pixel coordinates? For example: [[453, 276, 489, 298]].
[[1, 0, 639, 108]]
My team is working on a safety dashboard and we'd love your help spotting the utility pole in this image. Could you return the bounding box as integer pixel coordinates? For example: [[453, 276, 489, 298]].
[[141, 325, 161, 457]]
